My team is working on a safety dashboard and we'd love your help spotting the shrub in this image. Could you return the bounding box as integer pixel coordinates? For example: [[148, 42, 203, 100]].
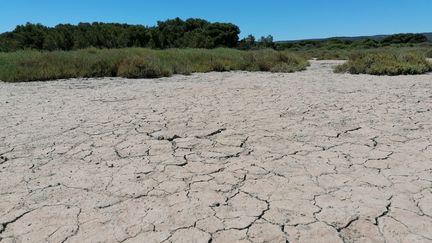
[[270, 63, 299, 72], [88, 60, 117, 77], [171, 63, 192, 75], [210, 60, 229, 72], [117, 56, 170, 78], [246, 49, 307, 72], [270, 52, 309, 72], [426, 49, 432, 58], [334, 52, 432, 75]]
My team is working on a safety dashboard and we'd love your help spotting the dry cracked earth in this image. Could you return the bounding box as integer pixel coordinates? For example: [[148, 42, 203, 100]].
[[1, 60, 432, 243]]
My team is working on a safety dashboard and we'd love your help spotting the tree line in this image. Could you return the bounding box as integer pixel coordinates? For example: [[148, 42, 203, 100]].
[[0, 17, 429, 52], [0, 18, 241, 51]]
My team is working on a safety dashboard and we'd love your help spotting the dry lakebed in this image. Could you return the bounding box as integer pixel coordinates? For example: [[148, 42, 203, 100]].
[[0, 60, 432, 242]]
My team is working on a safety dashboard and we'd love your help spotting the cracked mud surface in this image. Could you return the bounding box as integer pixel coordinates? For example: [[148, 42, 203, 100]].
[[1, 60, 432, 243]]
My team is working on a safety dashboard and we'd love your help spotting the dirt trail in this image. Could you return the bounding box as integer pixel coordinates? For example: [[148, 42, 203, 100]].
[[1, 61, 431, 242]]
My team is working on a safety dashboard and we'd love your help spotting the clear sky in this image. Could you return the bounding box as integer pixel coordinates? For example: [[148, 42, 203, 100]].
[[1, 0, 431, 40]]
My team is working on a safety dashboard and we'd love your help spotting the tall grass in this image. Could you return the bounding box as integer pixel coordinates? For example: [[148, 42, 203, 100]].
[[334, 52, 432, 75], [0, 48, 308, 82]]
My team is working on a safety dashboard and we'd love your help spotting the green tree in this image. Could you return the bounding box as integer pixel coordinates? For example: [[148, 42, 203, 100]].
[[259, 35, 274, 48], [0, 18, 242, 51], [238, 34, 256, 50]]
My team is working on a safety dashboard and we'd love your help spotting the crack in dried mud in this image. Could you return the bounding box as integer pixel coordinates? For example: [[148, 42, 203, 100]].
[[1, 61, 432, 242]]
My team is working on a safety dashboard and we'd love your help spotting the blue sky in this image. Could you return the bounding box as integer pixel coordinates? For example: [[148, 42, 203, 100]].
[[1, 0, 431, 40]]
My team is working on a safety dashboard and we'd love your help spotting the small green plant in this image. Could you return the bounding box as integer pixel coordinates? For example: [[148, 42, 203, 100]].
[[334, 52, 432, 75]]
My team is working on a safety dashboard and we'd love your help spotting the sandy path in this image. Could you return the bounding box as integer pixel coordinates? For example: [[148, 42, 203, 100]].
[[0, 61, 431, 243]]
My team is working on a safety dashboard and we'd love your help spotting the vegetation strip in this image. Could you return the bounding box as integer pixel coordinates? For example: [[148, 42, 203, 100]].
[[0, 48, 309, 82], [334, 52, 432, 75]]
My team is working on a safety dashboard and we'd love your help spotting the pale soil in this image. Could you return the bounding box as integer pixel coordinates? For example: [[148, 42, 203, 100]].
[[1, 61, 432, 243]]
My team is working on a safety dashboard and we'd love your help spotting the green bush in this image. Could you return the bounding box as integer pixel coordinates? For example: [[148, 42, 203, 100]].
[[426, 49, 432, 58], [210, 60, 229, 72], [248, 49, 308, 72], [334, 52, 432, 75], [117, 56, 170, 78], [88, 60, 117, 77], [270, 63, 299, 72], [270, 52, 309, 72]]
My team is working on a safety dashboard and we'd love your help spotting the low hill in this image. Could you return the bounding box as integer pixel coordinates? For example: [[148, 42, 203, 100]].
[[278, 32, 432, 43]]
